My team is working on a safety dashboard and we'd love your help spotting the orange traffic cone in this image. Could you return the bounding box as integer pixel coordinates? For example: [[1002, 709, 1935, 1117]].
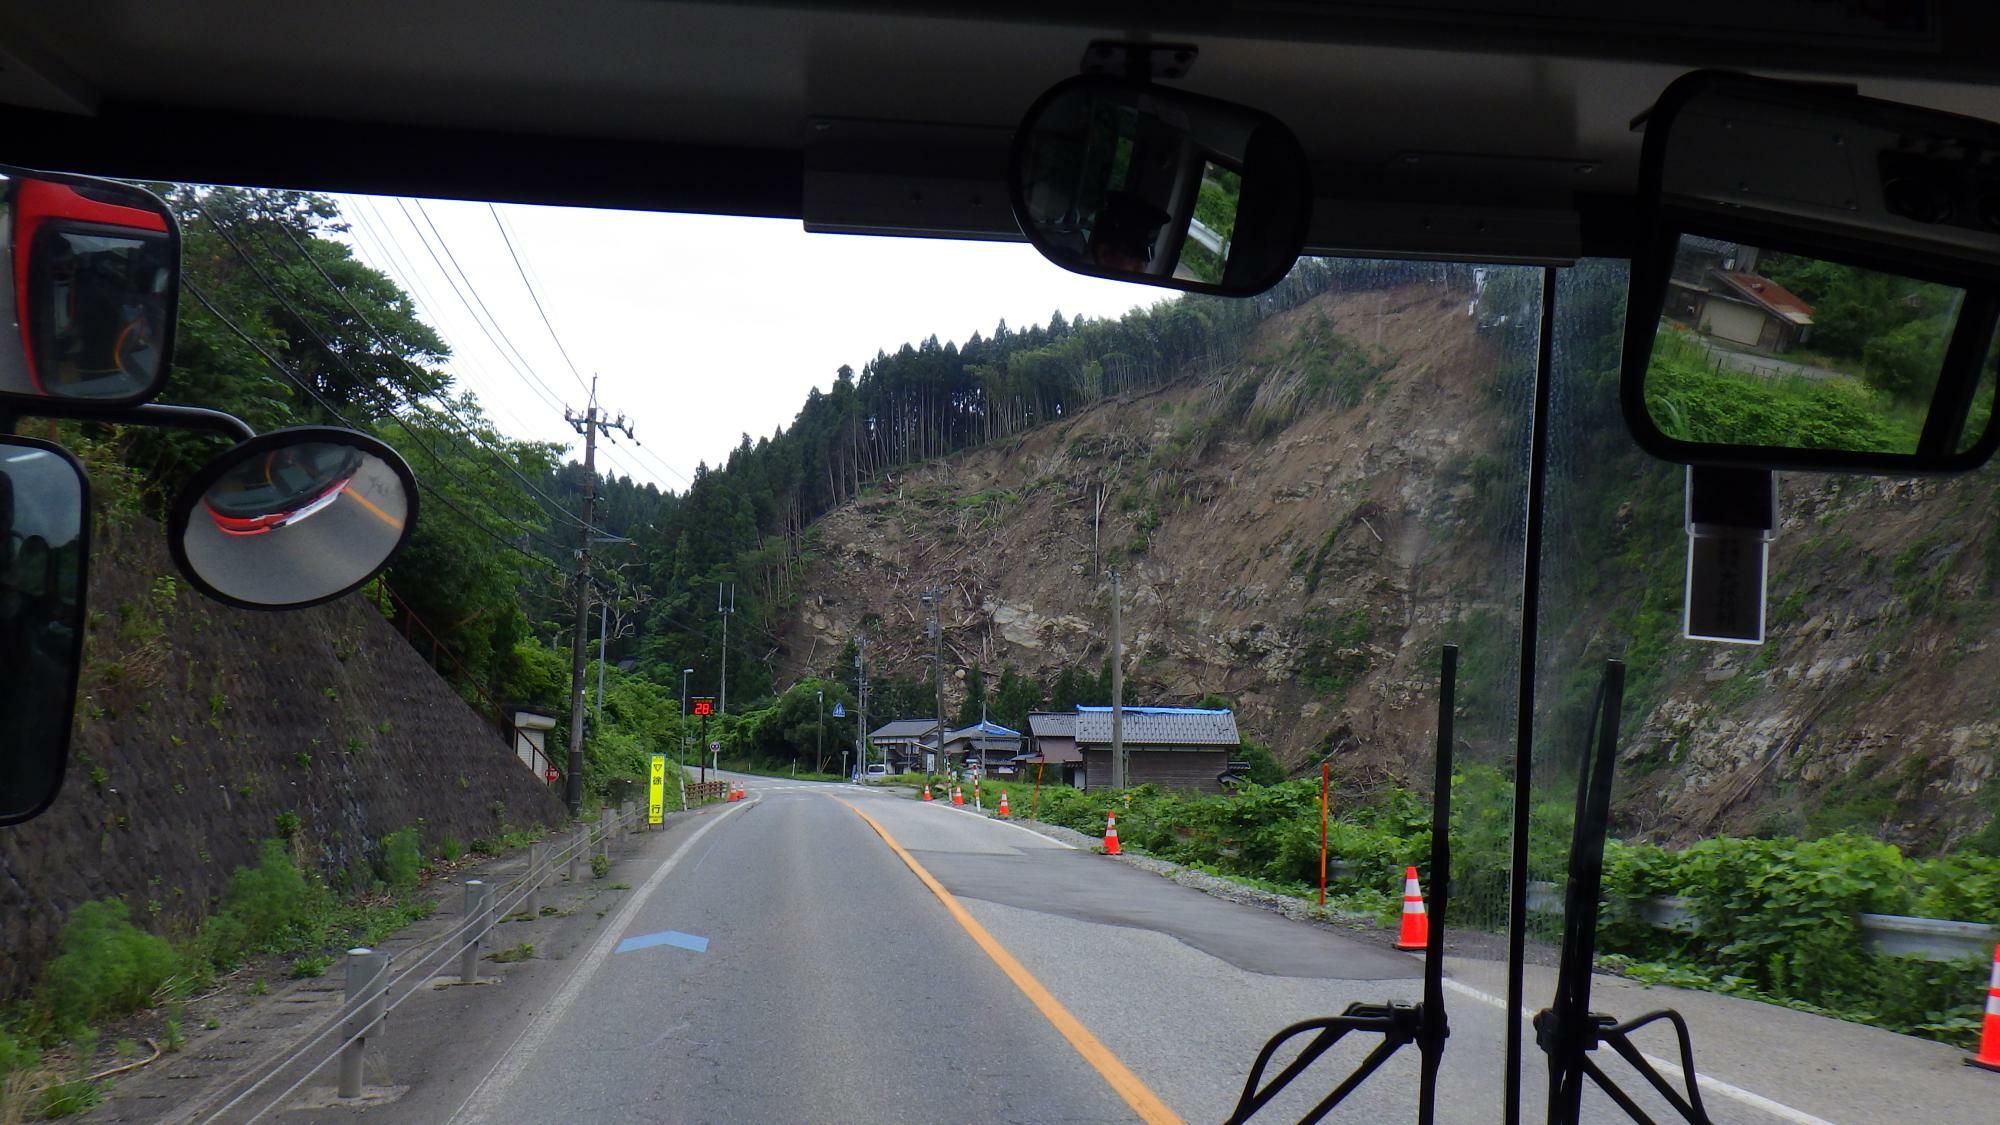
[[1394, 866, 1430, 951], [998, 791, 1011, 818], [1970, 943, 2000, 1072], [1103, 812, 1121, 855], [953, 785, 964, 806], [922, 783, 933, 801]]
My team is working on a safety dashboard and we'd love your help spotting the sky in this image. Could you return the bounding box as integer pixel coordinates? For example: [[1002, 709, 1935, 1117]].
[[332, 196, 1167, 491]]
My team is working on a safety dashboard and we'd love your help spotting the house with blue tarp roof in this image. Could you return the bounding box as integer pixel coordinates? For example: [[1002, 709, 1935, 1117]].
[[942, 719, 1023, 774]]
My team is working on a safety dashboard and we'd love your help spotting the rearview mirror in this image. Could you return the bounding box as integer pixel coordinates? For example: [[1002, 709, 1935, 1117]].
[[167, 427, 418, 609], [1623, 71, 2000, 473], [0, 434, 89, 825], [0, 168, 178, 407], [1008, 75, 1311, 297]]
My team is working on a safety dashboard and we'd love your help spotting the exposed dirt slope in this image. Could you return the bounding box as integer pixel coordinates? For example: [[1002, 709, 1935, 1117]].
[[780, 276, 2000, 853], [784, 281, 1518, 774]]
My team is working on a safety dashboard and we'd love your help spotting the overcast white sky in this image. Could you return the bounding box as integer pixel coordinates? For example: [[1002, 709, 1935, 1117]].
[[333, 196, 1167, 491]]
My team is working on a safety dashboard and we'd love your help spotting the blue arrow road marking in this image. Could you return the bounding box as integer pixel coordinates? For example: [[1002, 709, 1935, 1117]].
[[615, 930, 709, 955]]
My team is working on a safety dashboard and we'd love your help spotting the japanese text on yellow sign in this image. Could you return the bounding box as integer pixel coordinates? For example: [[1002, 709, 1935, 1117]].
[[648, 754, 667, 824]]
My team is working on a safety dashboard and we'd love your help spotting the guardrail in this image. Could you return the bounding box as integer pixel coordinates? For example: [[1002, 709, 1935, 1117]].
[[193, 802, 654, 1123], [685, 780, 730, 803], [1521, 880, 1995, 962]]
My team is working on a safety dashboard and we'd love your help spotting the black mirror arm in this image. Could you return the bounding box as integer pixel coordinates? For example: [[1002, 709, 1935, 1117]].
[[1916, 290, 2000, 459], [3, 400, 256, 443]]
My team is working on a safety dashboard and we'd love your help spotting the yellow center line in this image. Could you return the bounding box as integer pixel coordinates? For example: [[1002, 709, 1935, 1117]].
[[837, 799, 1183, 1125], [343, 485, 404, 530]]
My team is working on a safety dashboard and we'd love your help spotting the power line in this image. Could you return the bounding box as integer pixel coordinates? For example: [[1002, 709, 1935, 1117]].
[[188, 198, 577, 552], [340, 201, 565, 437], [404, 199, 578, 410], [253, 214, 591, 530], [613, 427, 694, 487], [361, 195, 571, 418], [362, 196, 692, 493], [489, 203, 591, 395], [179, 272, 570, 570]]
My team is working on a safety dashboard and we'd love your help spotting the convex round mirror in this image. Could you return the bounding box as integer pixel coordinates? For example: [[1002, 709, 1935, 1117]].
[[0, 434, 89, 824], [0, 168, 178, 406], [1009, 75, 1311, 297], [168, 427, 417, 609]]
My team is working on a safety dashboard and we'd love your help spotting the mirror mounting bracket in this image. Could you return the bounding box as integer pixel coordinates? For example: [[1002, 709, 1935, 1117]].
[[4, 401, 256, 443], [1079, 40, 1198, 83]]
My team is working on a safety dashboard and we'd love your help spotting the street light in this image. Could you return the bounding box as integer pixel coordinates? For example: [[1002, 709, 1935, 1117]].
[[680, 668, 694, 772]]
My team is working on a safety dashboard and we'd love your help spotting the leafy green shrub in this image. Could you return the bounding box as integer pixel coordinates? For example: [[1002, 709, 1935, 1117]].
[[440, 838, 463, 863], [203, 840, 328, 964], [1675, 834, 1911, 1007], [1911, 852, 2000, 924], [0, 1026, 41, 1082], [1644, 333, 1918, 452], [590, 854, 611, 879], [379, 827, 422, 889], [36, 900, 180, 1033]]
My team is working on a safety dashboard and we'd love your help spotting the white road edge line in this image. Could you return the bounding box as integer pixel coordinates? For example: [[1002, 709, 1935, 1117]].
[[446, 801, 751, 1125], [933, 799, 1080, 850], [1439, 979, 1835, 1125]]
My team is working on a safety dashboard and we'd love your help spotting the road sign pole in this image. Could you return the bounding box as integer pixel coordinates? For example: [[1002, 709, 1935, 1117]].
[[1320, 759, 1330, 907]]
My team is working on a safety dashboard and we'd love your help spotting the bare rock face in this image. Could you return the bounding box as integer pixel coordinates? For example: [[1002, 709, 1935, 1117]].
[[776, 282, 2000, 853]]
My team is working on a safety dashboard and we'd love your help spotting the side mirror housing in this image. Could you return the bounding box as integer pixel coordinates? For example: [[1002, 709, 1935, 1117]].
[[0, 434, 89, 825], [0, 168, 179, 408], [1622, 71, 2000, 474]]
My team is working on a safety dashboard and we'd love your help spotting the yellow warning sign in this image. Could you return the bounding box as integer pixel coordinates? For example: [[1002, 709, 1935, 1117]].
[[648, 754, 667, 825]]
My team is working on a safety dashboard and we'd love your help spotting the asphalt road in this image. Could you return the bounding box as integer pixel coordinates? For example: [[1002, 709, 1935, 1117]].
[[383, 772, 1992, 1124]]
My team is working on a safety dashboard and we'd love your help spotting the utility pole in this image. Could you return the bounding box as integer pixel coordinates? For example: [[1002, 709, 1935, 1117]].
[[595, 592, 609, 722], [680, 667, 693, 778], [923, 589, 944, 780], [816, 688, 823, 776], [717, 582, 735, 715], [1110, 567, 1125, 789], [854, 636, 869, 780], [562, 377, 633, 816]]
